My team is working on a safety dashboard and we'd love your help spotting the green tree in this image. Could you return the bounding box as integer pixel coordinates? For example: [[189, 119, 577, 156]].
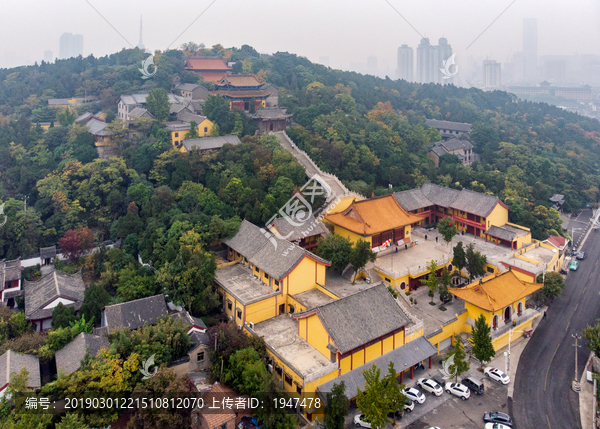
[[79, 284, 111, 326], [420, 260, 439, 304], [438, 218, 457, 244], [465, 243, 487, 281], [186, 121, 199, 139], [438, 266, 452, 302], [223, 348, 269, 396], [57, 107, 76, 127], [146, 88, 170, 121], [315, 233, 352, 272], [254, 377, 297, 429], [324, 381, 349, 429], [383, 362, 406, 422], [52, 302, 77, 329], [469, 314, 495, 368], [349, 239, 376, 284], [536, 271, 564, 300], [446, 335, 470, 382], [56, 413, 88, 429], [452, 242, 466, 274], [355, 364, 389, 429], [583, 320, 600, 356], [232, 112, 243, 136]]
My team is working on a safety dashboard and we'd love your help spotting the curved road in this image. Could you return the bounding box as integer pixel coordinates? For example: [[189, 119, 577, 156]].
[[514, 216, 599, 428]]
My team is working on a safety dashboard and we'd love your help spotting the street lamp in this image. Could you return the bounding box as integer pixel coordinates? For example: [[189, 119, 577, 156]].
[[506, 328, 527, 373], [572, 333, 582, 392]]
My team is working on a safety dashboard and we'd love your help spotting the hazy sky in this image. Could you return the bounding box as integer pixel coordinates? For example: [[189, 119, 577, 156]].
[[1, 0, 599, 74]]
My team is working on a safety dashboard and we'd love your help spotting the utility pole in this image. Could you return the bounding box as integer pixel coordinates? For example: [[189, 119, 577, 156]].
[[572, 333, 582, 392]]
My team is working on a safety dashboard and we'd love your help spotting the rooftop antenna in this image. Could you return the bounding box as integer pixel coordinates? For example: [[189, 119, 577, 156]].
[[137, 15, 145, 51]]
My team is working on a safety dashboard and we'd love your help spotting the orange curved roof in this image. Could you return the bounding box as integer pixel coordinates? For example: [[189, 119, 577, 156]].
[[324, 194, 423, 236]]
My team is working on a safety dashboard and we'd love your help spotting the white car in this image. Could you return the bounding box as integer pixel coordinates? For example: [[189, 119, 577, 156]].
[[403, 398, 415, 412], [444, 382, 470, 400], [417, 378, 443, 396], [484, 423, 511, 429], [484, 367, 510, 385], [402, 387, 426, 404], [353, 414, 371, 428]]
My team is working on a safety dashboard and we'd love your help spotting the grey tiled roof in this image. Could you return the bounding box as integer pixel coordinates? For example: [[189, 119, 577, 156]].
[[430, 138, 473, 154], [224, 219, 270, 259], [190, 331, 211, 347], [316, 336, 437, 402], [182, 135, 241, 152], [448, 188, 501, 217], [549, 194, 565, 203], [3, 259, 21, 282], [176, 83, 201, 91], [55, 332, 109, 375], [225, 220, 331, 281], [39, 246, 57, 260], [393, 189, 435, 212], [128, 107, 153, 119], [486, 224, 530, 241], [75, 112, 93, 123], [429, 145, 448, 157], [176, 111, 207, 124], [270, 216, 327, 242], [425, 119, 471, 133], [251, 108, 292, 119], [421, 183, 462, 207], [165, 121, 192, 132], [103, 294, 168, 333], [314, 284, 409, 355], [169, 310, 207, 331], [86, 118, 109, 136], [0, 350, 41, 389], [24, 271, 85, 320]]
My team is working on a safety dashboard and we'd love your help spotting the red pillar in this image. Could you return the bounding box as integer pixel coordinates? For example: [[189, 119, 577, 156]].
[[400, 372, 403, 383], [429, 356, 432, 369], [410, 367, 414, 379], [511, 241, 514, 250]]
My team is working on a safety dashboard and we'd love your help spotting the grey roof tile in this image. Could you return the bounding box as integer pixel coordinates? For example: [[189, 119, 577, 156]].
[[449, 188, 501, 217], [182, 135, 241, 152], [224, 219, 270, 259], [486, 224, 530, 241], [314, 284, 409, 355], [24, 271, 85, 320], [421, 183, 462, 207], [0, 350, 40, 389], [102, 294, 168, 333], [270, 216, 327, 242], [39, 246, 57, 260], [55, 332, 109, 375]]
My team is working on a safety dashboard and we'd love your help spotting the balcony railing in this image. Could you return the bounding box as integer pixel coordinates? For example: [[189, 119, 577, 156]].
[[490, 308, 539, 339]]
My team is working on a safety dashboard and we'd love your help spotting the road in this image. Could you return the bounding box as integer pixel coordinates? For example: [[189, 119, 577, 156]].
[[513, 209, 598, 429]]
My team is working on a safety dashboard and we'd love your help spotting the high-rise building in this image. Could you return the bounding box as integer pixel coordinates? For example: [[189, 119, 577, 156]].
[[318, 56, 329, 67], [512, 52, 527, 81], [367, 56, 378, 76], [543, 60, 566, 82], [44, 50, 53, 63], [483, 60, 502, 88], [59, 33, 83, 59], [417, 37, 453, 84], [397, 44, 413, 81], [523, 18, 538, 80], [137, 15, 145, 51]]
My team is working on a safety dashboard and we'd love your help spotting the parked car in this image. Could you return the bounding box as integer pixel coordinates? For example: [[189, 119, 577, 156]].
[[431, 375, 446, 387], [572, 211, 579, 217], [403, 398, 415, 412], [484, 367, 510, 385], [387, 409, 403, 420], [402, 387, 426, 404], [444, 382, 470, 400], [354, 414, 371, 428], [577, 251, 587, 260], [462, 377, 485, 395], [417, 378, 443, 396], [570, 260, 579, 271], [484, 424, 511, 429], [483, 411, 513, 426]]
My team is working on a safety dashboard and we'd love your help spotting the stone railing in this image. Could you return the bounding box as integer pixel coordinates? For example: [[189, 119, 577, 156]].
[[395, 297, 424, 333], [374, 255, 452, 279], [491, 308, 539, 339]]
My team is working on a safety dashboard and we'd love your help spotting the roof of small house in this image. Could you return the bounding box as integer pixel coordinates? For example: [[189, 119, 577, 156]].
[[545, 235, 567, 249], [216, 74, 262, 87], [175, 83, 202, 91], [425, 119, 472, 133], [39, 246, 57, 260], [169, 310, 207, 331], [300, 283, 409, 355], [1, 258, 21, 283], [128, 107, 154, 119], [448, 270, 543, 312], [324, 194, 423, 236], [24, 271, 85, 320], [251, 108, 293, 119], [55, 332, 109, 375], [0, 350, 40, 389], [181, 135, 241, 152], [102, 294, 168, 333], [269, 215, 328, 242], [176, 111, 207, 124], [486, 224, 530, 241]]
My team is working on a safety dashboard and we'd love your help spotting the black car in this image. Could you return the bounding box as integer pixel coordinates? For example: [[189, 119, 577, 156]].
[[483, 411, 513, 427], [462, 377, 484, 395], [577, 251, 587, 260], [431, 375, 445, 387]]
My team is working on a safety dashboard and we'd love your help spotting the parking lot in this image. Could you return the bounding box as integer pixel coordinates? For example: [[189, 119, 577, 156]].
[[343, 364, 510, 429]]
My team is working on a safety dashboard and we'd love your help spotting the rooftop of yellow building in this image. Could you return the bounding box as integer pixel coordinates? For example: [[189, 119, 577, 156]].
[[324, 194, 423, 236], [449, 270, 543, 312], [214, 263, 281, 306]]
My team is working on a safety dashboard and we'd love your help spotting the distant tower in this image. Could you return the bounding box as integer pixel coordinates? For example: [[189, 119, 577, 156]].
[[437, 37, 453, 84], [367, 56, 378, 76], [44, 50, 53, 63], [523, 18, 538, 80], [59, 33, 72, 59], [397, 44, 413, 82], [417, 38, 436, 84], [137, 15, 145, 51], [72, 34, 83, 57], [483, 60, 502, 88]]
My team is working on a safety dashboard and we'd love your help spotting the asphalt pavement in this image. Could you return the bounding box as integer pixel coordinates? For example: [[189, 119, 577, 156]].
[[513, 209, 599, 429]]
